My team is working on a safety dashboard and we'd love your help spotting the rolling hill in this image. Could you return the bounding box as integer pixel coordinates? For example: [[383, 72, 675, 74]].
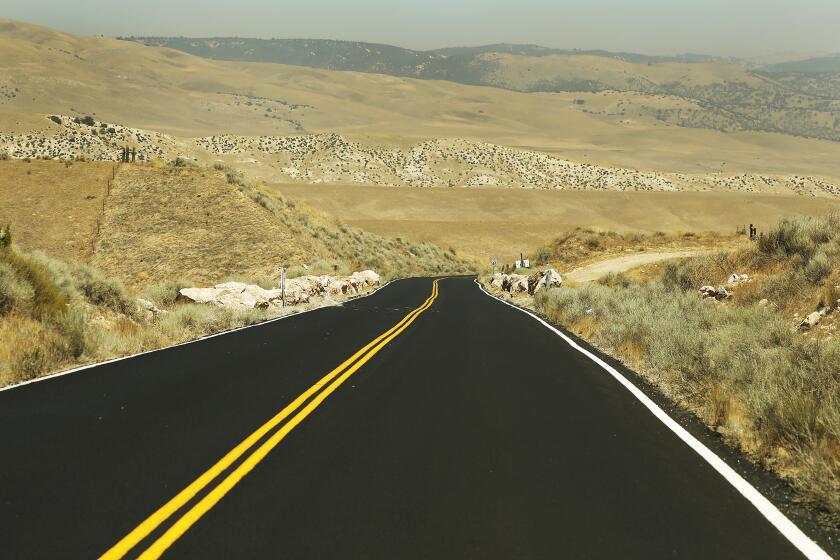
[[125, 35, 840, 143], [4, 18, 840, 180]]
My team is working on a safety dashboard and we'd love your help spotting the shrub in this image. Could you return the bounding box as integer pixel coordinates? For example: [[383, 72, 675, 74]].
[[49, 115, 62, 125], [0, 224, 12, 248], [139, 279, 191, 309], [1, 248, 66, 320], [0, 151, 9, 161], [804, 250, 833, 284], [61, 304, 87, 358], [0, 262, 33, 315]]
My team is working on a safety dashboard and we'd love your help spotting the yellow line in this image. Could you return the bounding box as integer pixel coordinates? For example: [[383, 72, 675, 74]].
[[138, 279, 439, 559], [100, 279, 440, 560]]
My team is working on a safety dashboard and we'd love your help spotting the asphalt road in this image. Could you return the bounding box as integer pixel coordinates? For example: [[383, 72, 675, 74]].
[[0, 277, 823, 559]]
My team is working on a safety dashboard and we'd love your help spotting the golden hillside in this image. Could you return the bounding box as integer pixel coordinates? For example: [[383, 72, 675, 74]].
[[3, 19, 840, 178], [0, 160, 472, 287]]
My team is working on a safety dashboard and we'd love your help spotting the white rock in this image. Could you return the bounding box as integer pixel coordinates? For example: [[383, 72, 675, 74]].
[[351, 270, 380, 286], [799, 311, 822, 331], [501, 274, 529, 293], [177, 270, 378, 309], [699, 285, 717, 299], [528, 268, 563, 295]]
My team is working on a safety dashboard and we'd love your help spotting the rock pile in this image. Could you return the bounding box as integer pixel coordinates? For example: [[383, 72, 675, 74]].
[[699, 285, 730, 300], [178, 271, 380, 309], [491, 269, 562, 295]]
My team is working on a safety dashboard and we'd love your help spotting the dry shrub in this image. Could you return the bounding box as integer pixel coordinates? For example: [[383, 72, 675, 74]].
[[819, 271, 840, 311], [0, 315, 68, 383], [1, 248, 66, 319]]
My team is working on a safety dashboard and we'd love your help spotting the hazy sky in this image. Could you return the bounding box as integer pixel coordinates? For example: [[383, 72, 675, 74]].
[[2, 0, 839, 58]]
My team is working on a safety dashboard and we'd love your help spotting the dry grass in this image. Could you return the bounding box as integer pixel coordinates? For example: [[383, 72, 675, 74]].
[[0, 159, 114, 260], [85, 164, 471, 289], [89, 163, 321, 288], [0, 241, 311, 387], [528, 213, 840, 518], [275, 183, 840, 263]]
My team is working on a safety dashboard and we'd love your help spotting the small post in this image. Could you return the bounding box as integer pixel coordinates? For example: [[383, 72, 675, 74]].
[[491, 257, 497, 276], [279, 266, 287, 308]]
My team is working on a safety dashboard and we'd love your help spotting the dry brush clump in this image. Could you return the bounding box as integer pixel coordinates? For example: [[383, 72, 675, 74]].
[[0, 239, 287, 387], [533, 213, 840, 517]]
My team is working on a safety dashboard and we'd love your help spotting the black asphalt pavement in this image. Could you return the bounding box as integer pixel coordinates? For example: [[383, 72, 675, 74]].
[[0, 277, 816, 559]]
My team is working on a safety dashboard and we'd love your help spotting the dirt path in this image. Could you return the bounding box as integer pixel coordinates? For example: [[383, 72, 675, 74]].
[[565, 250, 701, 283]]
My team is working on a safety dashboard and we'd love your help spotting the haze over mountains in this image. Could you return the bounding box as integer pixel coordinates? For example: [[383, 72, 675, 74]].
[[129, 36, 840, 143]]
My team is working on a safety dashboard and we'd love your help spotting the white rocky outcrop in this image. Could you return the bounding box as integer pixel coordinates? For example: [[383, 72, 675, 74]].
[[799, 311, 822, 331], [528, 269, 563, 295], [501, 274, 529, 294], [492, 269, 561, 295], [178, 270, 380, 309]]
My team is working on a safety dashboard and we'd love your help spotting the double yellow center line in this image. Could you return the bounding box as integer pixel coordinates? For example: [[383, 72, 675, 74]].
[[101, 279, 440, 560]]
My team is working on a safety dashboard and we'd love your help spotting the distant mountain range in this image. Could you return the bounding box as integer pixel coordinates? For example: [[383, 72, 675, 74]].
[[759, 54, 840, 74], [123, 37, 724, 85], [123, 37, 840, 142]]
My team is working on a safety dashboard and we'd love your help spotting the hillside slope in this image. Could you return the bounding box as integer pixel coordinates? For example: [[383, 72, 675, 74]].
[[0, 160, 473, 288], [4, 19, 840, 177], [125, 34, 840, 142]]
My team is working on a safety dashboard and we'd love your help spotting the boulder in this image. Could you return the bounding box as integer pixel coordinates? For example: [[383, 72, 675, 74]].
[[715, 286, 730, 300], [490, 273, 504, 288], [527, 268, 563, 295], [699, 285, 717, 299], [501, 274, 528, 293], [351, 270, 380, 287], [727, 273, 750, 285], [799, 311, 822, 331]]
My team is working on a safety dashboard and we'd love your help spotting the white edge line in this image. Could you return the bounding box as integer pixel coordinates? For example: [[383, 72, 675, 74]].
[[473, 279, 831, 560], [0, 279, 396, 394]]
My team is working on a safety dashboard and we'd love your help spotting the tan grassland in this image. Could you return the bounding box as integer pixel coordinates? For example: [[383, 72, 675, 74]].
[[2, 18, 840, 179], [274, 183, 840, 263]]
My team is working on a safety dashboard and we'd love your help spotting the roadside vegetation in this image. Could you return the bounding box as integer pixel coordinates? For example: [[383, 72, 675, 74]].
[[0, 229, 288, 387], [527, 213, 840, 518]]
